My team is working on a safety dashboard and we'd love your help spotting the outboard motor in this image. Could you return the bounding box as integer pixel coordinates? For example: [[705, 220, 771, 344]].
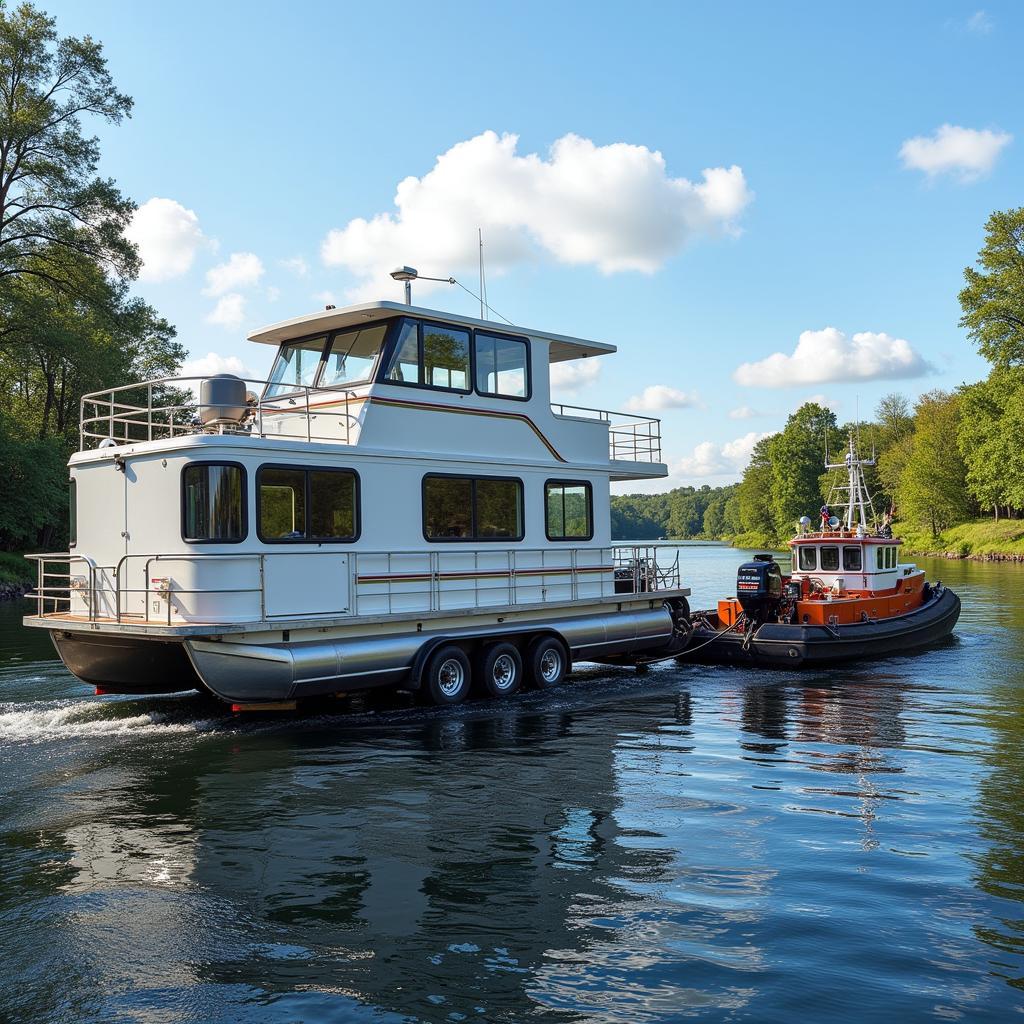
[[736, 553, 783, 625]]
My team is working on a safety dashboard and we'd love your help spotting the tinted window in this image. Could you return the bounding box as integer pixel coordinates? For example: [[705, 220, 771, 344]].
[[320, 325, 388, 388], [258, 466, 357, 542], [266, 336, 326, 397], [69, 478, 77, 547], [182, 463, 246, 542], [798, 546, 817, 571], [475, 332, 529, 398], [423, 475, 523, 541], [820, 546, 840, 571], [384, 320, 471, 391], [843, 546, 862, 571], [545, 481, 593, 540]]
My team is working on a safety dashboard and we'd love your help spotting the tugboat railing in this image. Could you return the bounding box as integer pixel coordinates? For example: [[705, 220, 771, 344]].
[[25, 545, 683, 626]]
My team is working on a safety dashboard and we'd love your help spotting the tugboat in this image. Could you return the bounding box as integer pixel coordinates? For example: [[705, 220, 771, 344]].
[[686, 436, 960, 666]]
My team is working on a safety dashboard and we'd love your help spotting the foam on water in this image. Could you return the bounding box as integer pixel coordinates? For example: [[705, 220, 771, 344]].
[[0, 700, 221, 743]]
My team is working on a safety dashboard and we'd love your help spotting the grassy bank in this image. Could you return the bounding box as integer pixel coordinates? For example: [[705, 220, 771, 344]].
[[896, 519, 1024, 560]]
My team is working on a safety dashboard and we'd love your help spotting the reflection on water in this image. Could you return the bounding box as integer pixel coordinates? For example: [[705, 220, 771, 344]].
[[1, 546, 1023, 1022]]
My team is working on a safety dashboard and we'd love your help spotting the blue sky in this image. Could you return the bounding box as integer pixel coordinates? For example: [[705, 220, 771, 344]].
[[48, 0, 1023, 490]]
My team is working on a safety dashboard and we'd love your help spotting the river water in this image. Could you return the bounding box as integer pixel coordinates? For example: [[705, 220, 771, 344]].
[[1, 544, 1022, 1023]]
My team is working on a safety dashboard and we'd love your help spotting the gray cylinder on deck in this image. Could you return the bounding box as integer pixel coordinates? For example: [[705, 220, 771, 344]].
[[199, 374, 248, 426]]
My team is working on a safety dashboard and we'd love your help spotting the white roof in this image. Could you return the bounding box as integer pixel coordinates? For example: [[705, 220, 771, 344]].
[[247, 300, 616, 363]]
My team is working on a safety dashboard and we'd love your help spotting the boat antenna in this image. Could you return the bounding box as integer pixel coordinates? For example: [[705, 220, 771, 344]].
[[389, 264, 516, 325], [478, 228, 489, 320]]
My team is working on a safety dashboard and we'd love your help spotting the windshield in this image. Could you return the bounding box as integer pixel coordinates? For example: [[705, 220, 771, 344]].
[[320, 324, 388, 388], [265, 336, 326, 397]]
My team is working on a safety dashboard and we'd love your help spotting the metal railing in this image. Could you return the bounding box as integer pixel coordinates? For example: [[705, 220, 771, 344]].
[[79, 376, 362, 450], [550, 403, 662, 463], [26, 545, 684, 626]]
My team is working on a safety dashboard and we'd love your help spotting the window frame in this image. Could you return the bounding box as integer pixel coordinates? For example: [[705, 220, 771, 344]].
[[842, 545, 863, 572], [180, 461, 248, 545], [473, 329, 532, 402], [256, 463, 360, 544], [819, 545, 840, 572], [381, 317, 473, 396], [797, 545, 817, 572], [421, 472, 525, 543], [544, 478, 594, 543]]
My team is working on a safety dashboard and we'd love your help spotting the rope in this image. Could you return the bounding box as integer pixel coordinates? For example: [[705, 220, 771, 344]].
[[636, 612, 747, 666]]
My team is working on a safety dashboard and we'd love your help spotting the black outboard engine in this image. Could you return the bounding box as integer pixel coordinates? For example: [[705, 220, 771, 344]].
[[736, 553, 783, 625]]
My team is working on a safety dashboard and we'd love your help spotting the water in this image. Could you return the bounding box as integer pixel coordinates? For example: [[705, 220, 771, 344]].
[[1, 544, 1022, 1023]]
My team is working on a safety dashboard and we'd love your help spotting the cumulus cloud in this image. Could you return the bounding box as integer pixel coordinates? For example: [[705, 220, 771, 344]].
[[550, 358, 601, 396], [125, 197, 207, 282], [733, 327, 929, 388], [796, 393, 840, 413], [728, 405, 759, 420], [180, 353, 257, 388], [900, 124, 1011, 182], [624, 385, 699, 413], [204, 252, 264, 296], [321, 131, 752, 297], [280, 256, 309, 276], [205, 293, 246, 329], [673, 430, 773, 479]]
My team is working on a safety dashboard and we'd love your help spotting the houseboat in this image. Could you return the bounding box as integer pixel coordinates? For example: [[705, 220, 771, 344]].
[[686, 436, 960, 666], [24, 285, 693, 708]]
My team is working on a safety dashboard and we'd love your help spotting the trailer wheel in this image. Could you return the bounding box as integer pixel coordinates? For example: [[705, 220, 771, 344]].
[[476, 642, 523, 699], [424, 645, 472, 705], [526, 636, 568, 690]]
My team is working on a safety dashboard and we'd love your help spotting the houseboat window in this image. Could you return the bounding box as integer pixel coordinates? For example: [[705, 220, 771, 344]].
[[69, 478, 77, 547], [820, 546, 840, 572], [319, 324, 388, 388], [257, 466, 357, 542], [797, 546, 817, 571], [843, 546, 862, 571], [423, 475, 523, 541], [877, 546, 898, 570], [182, 463, 246, 543], [545, 480, 593, 541], [475, 332, 529, 398], [384, 320, 471, 392], [266, 336, 327, 397]]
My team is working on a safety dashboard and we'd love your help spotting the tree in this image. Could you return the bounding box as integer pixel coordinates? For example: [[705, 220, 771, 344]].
[[0, 2, 136, 298], [767, 402, 836, 538], [899, 391, 972, 536], [959, 207, 1024, 367], [735, 434, 777, 540]]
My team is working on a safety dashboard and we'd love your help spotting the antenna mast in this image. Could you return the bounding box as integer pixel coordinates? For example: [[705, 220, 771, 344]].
[[826, 433, 877, 530]]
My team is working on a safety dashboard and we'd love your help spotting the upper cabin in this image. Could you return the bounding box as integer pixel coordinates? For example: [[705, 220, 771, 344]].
[[79, 301, 667, 483]]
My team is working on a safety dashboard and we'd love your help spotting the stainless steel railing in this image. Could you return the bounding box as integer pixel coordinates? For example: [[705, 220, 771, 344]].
[[550, 403, 662, 463], [79, 376, 362, 450], [26, 545, 683, 626]]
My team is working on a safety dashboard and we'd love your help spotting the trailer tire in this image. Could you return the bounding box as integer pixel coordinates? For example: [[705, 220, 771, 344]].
[[526, 635, 568, 690], [424, 645, 472, 706], [476, 642, 523, 699]]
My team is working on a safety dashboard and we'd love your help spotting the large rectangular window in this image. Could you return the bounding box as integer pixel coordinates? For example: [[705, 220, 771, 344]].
[[545, 480, 593, 541], [843, 546, 862, 571], [797, 546, 817, 571], [266, 335, 327, 397], [423, 475, 523, 541], [319, 324, 388, 388], [475, 331, 529, 399], [384, 320, 471, 392], [820, 546, 840, 572], [257, 465, 358, 542], [182, 463, 246, 543]]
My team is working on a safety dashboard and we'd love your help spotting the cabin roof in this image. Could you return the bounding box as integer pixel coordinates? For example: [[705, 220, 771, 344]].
[[247, 300, 616, 362]]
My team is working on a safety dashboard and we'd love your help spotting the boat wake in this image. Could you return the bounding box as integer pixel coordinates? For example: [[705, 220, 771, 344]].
[[0, 699, 223, 744]]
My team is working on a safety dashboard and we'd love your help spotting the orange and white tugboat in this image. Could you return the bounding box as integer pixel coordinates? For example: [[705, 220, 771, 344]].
[[687, 436, 960, 666]]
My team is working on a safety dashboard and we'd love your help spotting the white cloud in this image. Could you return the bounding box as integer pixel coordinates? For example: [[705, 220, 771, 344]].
[[321, 131, 752, 298], [205, 293, 246, 329], [733, 327, 929, 388], [280, 256, 309, 276], [899, 124, 1011, 182], [624, 384, 699, 413], [728, 405, 759, 419], [180, 352, 256, 381], [796, 393, 840, 413], [550, 358, 601, 396], [673, 430, 774, 480], [204, 252, 264, 296], [125, 197, 206, 282], [966, 10, 992, 33]]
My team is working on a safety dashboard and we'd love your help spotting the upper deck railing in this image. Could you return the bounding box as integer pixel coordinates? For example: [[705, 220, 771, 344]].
[[79, 377, 360, 450], [550, 403, 662, 463]]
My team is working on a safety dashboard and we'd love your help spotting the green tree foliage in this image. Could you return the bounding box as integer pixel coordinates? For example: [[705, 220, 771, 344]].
[[959, 207, 1024, 367], [734, 435, 776, 542], [610, 484, 737, 540], [0, 2, 136, 290], [767, 402, 836, 538], [898, 390, 972, 536]]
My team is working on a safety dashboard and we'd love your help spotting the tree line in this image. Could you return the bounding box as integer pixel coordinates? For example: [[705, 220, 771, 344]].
[[613, 205, 1024, 545]]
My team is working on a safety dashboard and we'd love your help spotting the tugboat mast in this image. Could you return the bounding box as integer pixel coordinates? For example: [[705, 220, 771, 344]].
[[825, 434, 876, 531]]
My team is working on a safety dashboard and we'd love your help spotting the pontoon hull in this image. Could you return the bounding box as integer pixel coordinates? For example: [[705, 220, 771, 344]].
[[50, 631, 202, 694], [685, 587, 960, 668]]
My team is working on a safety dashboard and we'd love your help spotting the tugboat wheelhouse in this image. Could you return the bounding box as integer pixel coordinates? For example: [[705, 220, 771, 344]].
[[29, 299, 691, 708]]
